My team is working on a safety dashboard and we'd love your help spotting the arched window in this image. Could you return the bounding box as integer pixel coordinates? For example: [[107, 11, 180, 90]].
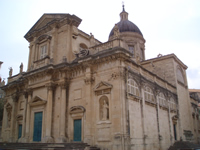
[[177, 68, 185, 84], [144, 86, 155, 103], [127, 79, 139, 96], [158, 92, 167, 107]]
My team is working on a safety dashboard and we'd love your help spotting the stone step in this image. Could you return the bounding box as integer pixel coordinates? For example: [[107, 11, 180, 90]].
[[168, 141, 200, 150], [0, 142, 97, 150]]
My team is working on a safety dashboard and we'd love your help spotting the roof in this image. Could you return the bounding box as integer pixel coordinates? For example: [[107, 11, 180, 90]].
[[109, 20, 143, 37]]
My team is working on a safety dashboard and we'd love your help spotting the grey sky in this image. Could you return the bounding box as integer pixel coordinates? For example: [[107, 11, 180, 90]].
[[0, 0, 200, 89]]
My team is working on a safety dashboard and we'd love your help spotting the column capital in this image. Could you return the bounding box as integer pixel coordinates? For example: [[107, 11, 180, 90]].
[[45, 82, 56, 90], [23, 88, 33, 99], [12, 93, 19, 102]]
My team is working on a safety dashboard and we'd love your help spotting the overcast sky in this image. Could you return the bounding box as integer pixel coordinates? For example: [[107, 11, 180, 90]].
[[0, 0, 200, 89]]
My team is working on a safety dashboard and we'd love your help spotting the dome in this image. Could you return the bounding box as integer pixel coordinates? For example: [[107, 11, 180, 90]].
[[109, 20, 143, 37], [109, 5, 143, 38]]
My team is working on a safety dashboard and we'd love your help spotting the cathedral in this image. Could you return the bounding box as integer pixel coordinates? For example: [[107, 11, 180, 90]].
[[1, 5, 199, 150]]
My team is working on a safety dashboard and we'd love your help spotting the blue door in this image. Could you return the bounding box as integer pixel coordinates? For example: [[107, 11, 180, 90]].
[[18, 124, 22, 139], [33, 112, 43, 141], [74, 119, 82, 141]]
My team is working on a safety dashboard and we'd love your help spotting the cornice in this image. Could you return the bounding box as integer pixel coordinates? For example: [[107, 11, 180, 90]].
[[141, 53, 188, 70]]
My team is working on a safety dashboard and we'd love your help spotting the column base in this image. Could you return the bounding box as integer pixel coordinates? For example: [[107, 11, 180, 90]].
[[8, 137, 15, 142], [18, 137, 29, 143], [57, 136, 67, 143], [43, 136, 54, 143]]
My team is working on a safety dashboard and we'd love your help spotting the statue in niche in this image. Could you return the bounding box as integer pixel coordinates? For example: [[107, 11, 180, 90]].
[[6, 104, 12, 128], [100, 97, 109, 121], [9, 67, 13, 77], [102, 100, 108, 120]]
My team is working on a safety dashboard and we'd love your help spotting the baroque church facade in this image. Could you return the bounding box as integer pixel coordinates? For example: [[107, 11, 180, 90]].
[[1, 6, 200, 150]]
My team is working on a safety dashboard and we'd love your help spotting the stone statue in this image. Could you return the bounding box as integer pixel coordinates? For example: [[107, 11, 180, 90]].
[[102, 100, 109, 121], [6, 104, 12, 128], [20, 63, 23, 73], [9, 67, 13, 77], [113, 24, 120, 38]]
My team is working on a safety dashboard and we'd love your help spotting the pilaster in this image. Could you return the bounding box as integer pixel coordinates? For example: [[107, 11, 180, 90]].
[[9, 94, 19, 142], [24, 89, 32, 142], [18, 91, 28, 142], [141, 84, 147, 150], [84, 66, 94, 145], [57, 81, 69, 142], [43, 82, 56, 143]]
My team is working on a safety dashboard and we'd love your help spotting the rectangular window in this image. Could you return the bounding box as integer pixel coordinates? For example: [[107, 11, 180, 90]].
[[128, 46, 134, 55], [40, 44, 47, 59]]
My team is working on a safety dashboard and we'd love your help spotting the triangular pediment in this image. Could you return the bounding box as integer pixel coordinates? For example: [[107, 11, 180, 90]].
[[31, 14, 66, 32], [29, 96, 47, 107], [94, 81, 113, 91], [24, 13, 82, 42]]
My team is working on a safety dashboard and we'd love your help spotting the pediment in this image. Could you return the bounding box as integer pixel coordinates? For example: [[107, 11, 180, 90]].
[[24, 13, 82, 42], [29, 96, 47, 107], [94, 81, 113, 92], [28, 14, 68, 34], [70, 106, 85, 114], [16, 114, 23, 121]]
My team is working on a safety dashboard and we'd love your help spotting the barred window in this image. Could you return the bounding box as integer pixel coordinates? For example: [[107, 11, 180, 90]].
[[144, 86, 155, 103], [170, 98, 176, 110], [40, 44, 47, 59], [127, 79, 139, 96], [158, 92, 168, 107]]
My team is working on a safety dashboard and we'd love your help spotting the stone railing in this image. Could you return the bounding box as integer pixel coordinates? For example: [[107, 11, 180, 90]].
[[7, 74, 22, 83], [90, 39, 128, 53]]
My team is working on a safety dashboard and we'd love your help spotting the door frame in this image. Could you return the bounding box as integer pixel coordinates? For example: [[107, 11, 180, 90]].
[[69, 106, 85, 142], [73, 119, 82, 141], [30, 106, 45, 142], [33, 111, 43, 142]]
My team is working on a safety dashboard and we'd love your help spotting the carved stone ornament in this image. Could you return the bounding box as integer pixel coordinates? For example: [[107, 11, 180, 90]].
[[6, 103, 12, 128], [84, 76, 95, 85], [108, 72, 119, 81], [74, 49, 89, 58]]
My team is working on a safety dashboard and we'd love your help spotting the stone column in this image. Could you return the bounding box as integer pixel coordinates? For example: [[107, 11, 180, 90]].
[[58, 81, 68, 142], [9, 94, 19, 142], [0, 99, 8, 142], [167, 98, 173, 145], [19, 92, 28, 142], [44, 82, 55, 143], [84, 66, 94, 145], [24, 89, 32, 142]]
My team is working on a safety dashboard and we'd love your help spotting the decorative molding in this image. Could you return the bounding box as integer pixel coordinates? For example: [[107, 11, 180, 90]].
[[29, 96, 47, 107], [94, 81, 113, 96]]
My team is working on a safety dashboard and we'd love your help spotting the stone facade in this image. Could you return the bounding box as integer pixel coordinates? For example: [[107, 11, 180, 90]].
[[1, 6, 199, 150]]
